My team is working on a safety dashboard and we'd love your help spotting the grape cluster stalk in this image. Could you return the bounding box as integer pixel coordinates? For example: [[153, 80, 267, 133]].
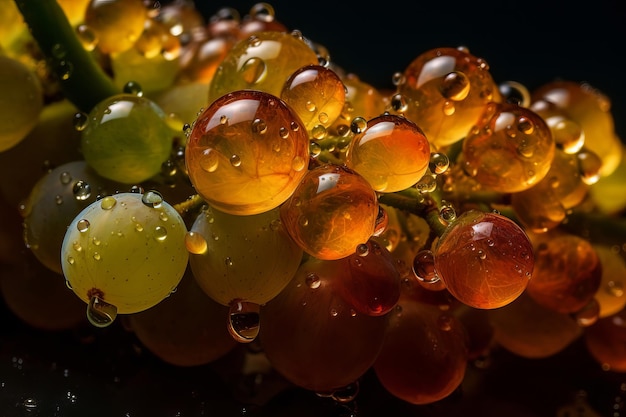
[[1, 0, 626, 415]]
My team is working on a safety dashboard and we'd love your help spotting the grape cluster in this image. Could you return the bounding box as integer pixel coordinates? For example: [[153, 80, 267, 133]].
[[1, 0, 625, 413]]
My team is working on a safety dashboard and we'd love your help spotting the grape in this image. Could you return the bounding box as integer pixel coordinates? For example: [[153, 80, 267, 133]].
[[526, 233, 602, 314], [373, 279, 468, 405], [60, 191, 189, 326], [0, 55, 44, 152], [333, 238, 401, 316], [81, 94, 176, 184], [279, 164, 379, 260], [259, 256, 388, 393], [394, 47, 501, 148], [488, 291, 582, 358], [434, 210, 534, 309], [110, 47, 181, 95], [1, 249, 85, 331], [593, 245, 626, 318], [22, 160, 121, 274], [589, 144, 626, 214], [0, 99, 83, 207], [187, 205, 303, 307], [280, 64, 346, 137], [584, 307, 626, 372], [83, 0, 148, 54], [461, 102, 555, 193], [126, 267, 238, 367], [185, 89, 310, 215], [207, 30, 319, 104], [531, 80, 623, 177], [345, 114, 430, 192]]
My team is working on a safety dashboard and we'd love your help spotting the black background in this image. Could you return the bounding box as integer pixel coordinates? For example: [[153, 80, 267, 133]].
[[195, 0, 626, 142]]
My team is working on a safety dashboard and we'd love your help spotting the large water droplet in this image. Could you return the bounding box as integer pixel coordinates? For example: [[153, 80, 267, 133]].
[[87, 295, 117, 328], [227, 301, 260, 343]]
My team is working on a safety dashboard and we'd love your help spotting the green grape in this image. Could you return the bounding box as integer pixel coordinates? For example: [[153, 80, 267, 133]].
[[188, 205, 303, 307], [61, 191, 189, 327], [110, 47, 180, 95], [0, 55, 44, 152], [21, 160, 121, 274], [81, 94, 176, 184]]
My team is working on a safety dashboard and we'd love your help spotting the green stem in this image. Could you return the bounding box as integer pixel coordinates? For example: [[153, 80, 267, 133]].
[[14, 0, 119, 112], [378, 191, 447, 237]]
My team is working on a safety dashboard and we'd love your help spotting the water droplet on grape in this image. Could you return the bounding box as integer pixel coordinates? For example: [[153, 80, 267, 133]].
[[227, 300, 260, 343], [142, 190, 163, 208], [87, 294, 117, 328], [100, 196, 117, 210], [305, 272, 321, 289], [77, 219, 90, 232], [73, 180, 92, 201], [185, 231, 207, 254], [154, 226, 168, 241]]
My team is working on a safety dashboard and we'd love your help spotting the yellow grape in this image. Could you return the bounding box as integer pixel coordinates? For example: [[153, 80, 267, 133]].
[[61, 191, 189, 326]]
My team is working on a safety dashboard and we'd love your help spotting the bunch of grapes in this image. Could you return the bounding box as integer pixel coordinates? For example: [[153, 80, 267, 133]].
[[1, 0, 625, 414]]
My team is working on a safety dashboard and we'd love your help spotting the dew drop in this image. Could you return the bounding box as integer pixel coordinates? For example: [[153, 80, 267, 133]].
[[76, 219, 90, 232], [350, 116, 367, 134], [100, 196, 117, 210], [230, 154, 242, 167], [123, 81, 143, 96], [412, 250, 439, 283], [241, 57, 267, 84], [440, 71, 470, 101], [73, 180, 92, 201], [200, 148, 219, 172], [22, 398, 38, 410], [251, 118, 268, 134], [429, 152, 450, 175], [142, 190, 163, 208], [291, 155, 306, 171], [227, 300, 260, 343], [154, 226, 168, 241], [185, 231, 207, 254], [87, 295, 117, 328], [76, 24, 98, 51], [305, 272, 321, 289], [60, 171, 72, 185]]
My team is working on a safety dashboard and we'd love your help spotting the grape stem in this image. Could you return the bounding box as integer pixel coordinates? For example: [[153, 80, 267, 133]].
[[13, 0, 120, 113], [378, 190, 448, 237]]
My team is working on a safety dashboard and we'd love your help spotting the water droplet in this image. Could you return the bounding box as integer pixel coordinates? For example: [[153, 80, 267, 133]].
[[76, 24, 98, 51], [185, 232, 207, 254], [251, 118, 268, 134], [305, 272, 321, 289], [100, 196, 117, 210], [350, 116, 367, 134], [291, 156, 306, 171], [241, 57, 267, 84], [73, 180, 92, 200], [230, 154, 242, 167], [22, 398, 38, 410], [77, 219, 90, 232], [412, 250, 439, 283], [429, 152, 450, 175], [228, 301, 260, 343], [154, 226, 167, 241], [142, 190, 163, 208], [87, 294, 117, 328], [200, 148, 219, 172], [439, 71, 470, 101]]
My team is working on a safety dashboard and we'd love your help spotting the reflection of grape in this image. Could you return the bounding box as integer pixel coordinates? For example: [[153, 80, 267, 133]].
[[81, 94, 175, 184], [188, 205, 303, 306], [434, 210, 534, 309], [0, 55, 44, 152], [61, 191, 188, 325]]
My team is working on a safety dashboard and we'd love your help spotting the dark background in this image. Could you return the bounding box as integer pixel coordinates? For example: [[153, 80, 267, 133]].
[[195, 0, 626, 142]]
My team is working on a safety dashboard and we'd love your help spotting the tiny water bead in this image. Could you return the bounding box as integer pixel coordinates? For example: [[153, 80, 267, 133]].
[[462, 102, 555, 193], [345, 114, 431, 192], [61, 192, 189, 320], [395, 47, 501, 148], [279, 164, 379, 260], [185, 89, 310, 215], [434, 210, 534, 309], [227, 300, 261, 343]]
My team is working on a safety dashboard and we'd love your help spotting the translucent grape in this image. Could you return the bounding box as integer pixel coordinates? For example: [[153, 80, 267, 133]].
[[185, 89, 310, 215], [61, 192, 189, 324], [462, 102, 555, 192], [434, 210, 534, 309], [488, 291, 582, 358], [345, 114, 431, 192], [259, 257, 388, 392], [279, 164, 379, 260], [395, 47, 501, 148], [280, 64, 346, 136], [527, 234, 602, 314], [188, 205, 303, 306], [208, 31, 319, 103], [84, 0, 148, 54], [584, 308, 626, 372], [0, 55, 44, 152], [373, 279, 468, 405], [81, 94, 175, 184]]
